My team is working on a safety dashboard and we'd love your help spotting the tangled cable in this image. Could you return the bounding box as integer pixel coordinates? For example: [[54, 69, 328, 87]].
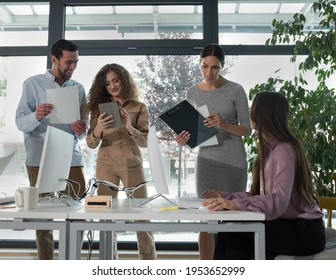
[[78, 177, 147, 201]]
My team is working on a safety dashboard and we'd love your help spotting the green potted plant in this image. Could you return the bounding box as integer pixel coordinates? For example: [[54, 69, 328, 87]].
[[247, 0, 336, 199]]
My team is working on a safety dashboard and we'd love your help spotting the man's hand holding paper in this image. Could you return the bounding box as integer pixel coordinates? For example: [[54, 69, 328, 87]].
[[71, 120, 86, 136], [35, 103, 54, 121]]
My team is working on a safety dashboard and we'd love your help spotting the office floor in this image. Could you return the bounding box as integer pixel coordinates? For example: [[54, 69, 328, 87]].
[[0, 248, 199, 260], [0, 229, 199, 260]]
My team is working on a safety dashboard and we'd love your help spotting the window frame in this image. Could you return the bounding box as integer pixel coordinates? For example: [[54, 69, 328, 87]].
[[0, 0, 312, 254]]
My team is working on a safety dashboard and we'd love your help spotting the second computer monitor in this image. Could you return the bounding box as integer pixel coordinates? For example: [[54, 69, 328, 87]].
[[147, 126, 169, 195], [35, 126, 74, 194]]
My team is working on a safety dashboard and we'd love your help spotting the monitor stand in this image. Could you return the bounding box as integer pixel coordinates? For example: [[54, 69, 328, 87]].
[[131, 193, 176, 208], [95, 179, 177, 208], [39, 192, 72, 207]]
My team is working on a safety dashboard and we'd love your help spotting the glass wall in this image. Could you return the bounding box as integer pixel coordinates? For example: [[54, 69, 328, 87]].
[[1, 0, 334, 248], [0, 53, 301, 198], [0, 56, 46, 196], [0, 2, 49, 46], [0, 53, 302, 245], [65, 4, 203, 40], [217, 1, 317, 45]]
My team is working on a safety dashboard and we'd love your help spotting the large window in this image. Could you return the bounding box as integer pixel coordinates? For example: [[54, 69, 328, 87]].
[[0, 56, 46, 195], [0, 53, 307, 245], [0, 2, 49, 46], [1, 0, 334, 250], [65, 4, 203, 40], [217, 1, 320, 45], [0, 53, 305, 198]]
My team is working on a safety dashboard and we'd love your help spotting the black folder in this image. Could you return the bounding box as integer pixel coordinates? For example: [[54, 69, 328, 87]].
[[159, 100, 218, 148]]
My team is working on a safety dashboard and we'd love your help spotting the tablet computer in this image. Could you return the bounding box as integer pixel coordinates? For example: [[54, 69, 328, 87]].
[[159, 100, 218, 148], [98, 102, 122, 128]]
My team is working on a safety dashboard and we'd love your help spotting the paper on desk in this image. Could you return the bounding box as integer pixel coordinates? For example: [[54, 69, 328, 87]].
[[197, 105, 219, 147], [46, 85, 80, 124]]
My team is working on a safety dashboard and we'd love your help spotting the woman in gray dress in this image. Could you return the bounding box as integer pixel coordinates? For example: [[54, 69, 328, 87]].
[[176, 44, 251, 259]]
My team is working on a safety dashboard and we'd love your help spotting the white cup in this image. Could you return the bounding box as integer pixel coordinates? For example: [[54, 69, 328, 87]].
[[15, 187, 39, 210]]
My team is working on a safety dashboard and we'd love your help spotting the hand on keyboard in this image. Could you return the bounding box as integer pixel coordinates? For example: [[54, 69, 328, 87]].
[[175, 196, 205, 209]]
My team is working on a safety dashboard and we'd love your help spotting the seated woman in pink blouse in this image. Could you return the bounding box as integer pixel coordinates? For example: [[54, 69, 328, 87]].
[[201, 91, 325, 259]]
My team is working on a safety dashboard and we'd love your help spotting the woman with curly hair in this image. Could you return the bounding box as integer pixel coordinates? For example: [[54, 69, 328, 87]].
[[86, 63, 156, 260]]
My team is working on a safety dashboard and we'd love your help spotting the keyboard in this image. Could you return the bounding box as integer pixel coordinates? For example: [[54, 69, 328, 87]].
[[0, 195, 15, 205], [175, 196, 205, 209]]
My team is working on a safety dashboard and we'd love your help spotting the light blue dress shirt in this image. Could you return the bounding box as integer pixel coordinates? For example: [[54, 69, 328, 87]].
[[15, 70, 88, 167]]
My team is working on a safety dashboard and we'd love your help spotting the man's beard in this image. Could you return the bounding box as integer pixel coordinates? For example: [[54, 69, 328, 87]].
[[57, 67, 72, 80]]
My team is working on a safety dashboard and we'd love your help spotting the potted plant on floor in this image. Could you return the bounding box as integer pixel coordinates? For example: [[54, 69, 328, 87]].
[[247, 0, 336, 204]]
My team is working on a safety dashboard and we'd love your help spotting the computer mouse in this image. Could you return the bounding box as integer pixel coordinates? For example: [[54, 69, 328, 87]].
[[198, 205, 210, 210]]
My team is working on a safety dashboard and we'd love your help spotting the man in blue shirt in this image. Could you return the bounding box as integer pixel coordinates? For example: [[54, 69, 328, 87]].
[[15, 39, 88, 260]]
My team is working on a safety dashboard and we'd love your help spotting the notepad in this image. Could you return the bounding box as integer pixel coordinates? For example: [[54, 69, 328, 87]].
[[197, 105, 219, 147], [159, 100, 218, 148]]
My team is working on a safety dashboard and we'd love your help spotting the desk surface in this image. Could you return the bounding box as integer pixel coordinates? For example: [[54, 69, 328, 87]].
[[68, 198, 265, 221], [68, 199, 266, 260], [0, 198, 266, 260], [0, 198, 265, 222], [0, 198, 82, 219]]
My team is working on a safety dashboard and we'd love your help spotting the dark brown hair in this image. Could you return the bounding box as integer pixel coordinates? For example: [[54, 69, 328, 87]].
[[199, 44, 225, 66], [50, 39, 78, 60], [249, 91, 317, 206]]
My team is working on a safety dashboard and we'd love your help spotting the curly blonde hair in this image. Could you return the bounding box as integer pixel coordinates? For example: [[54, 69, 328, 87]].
[[87, 63, 139, 112]]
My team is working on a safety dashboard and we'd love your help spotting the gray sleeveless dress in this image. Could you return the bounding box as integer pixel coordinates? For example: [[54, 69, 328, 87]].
[[186, 80, 251, 197]]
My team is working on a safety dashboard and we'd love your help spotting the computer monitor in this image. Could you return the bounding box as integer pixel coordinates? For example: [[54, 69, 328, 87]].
[[134, 126, 174, 207], [147, 126, 169, 195], [35, 126, 74, 198]]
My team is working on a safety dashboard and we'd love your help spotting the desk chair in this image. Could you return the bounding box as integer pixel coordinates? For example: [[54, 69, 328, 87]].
[[318, 197, 335, 228], [275, 197, 336, 260], [0, 150, 17, 175]]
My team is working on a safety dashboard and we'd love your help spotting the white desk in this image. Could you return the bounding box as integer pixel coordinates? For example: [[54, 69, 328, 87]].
[[68, 199, 265, 260], [0, 199, 82, 260]]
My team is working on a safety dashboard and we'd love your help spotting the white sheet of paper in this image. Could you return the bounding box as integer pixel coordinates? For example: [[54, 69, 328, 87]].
[[46, 85, 80, 124], [196, 105, 219, 147]]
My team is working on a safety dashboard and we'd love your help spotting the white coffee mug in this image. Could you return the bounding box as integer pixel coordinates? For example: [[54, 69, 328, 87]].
[[15, 187, 39, 209]]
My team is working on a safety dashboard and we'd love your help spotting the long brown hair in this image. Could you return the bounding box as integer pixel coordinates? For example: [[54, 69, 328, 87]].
[[249, 91, 317, 206], [87, 63, 139, 112]]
